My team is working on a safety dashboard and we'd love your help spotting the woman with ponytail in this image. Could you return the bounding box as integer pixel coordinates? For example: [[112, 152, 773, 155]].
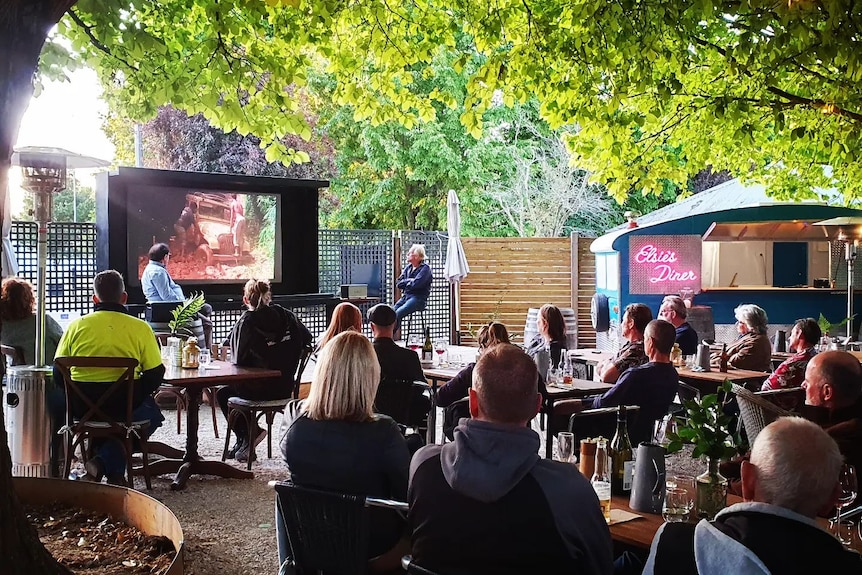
[[218, 279, 313, 462]]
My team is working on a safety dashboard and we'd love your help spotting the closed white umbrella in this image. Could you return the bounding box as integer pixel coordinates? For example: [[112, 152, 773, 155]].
[[445, 190, 470, 343], [2, 184, 18, 278]]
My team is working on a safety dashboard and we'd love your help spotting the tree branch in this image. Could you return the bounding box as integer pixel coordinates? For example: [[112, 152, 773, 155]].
[[66, 8, 139, 72]]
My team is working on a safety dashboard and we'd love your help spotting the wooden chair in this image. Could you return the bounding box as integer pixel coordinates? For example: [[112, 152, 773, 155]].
[[54, 356, 152, 490], [153, 332, 219, 437], [222, 345, 313, 469], [732, 383, 799, 445], [274, 481, 407, 575]]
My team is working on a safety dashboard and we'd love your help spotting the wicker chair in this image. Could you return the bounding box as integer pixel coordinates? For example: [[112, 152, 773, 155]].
[[274, 481, 407, 575], [732, 383, 801, 444]]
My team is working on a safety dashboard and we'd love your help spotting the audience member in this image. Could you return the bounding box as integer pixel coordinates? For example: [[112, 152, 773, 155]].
[[711, 304, 771, 372], [1, 277, 63, 365], [525, 304, 568, 373], [53, 270, 165, 484], [409, 344, 613, 575], [219, 279, 312, 463], [141, 242, 213, 347], [279, 331, 410, 572], [314, 301, 363, 359], [801, 350, 862, 472], [762, 317, 820, 391], [596, 303, 652, 383], [658, 295, 698, 355], [393, 243, 433, 335], [563, 320, 679, 444], [643, 417, 861, 574], [437, 322, 510, 408]]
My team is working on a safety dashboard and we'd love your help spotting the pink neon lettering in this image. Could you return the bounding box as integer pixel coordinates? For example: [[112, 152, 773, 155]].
[[634, 244, 678, 264], [649, 264, 698, 283]]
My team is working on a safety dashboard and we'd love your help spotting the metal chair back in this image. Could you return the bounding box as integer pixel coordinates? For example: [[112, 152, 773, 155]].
[[568, 405, 642, 444], [292, 344, 314, 399]]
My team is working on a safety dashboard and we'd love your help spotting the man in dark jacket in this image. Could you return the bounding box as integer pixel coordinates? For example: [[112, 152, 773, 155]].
[[393, 243, 433, 335], [643, 417, 861, 575], [368, 304, 430, 429], [219, 297, 312, 462], [409, 344, 613, 575], [658, 295, 698, 355]]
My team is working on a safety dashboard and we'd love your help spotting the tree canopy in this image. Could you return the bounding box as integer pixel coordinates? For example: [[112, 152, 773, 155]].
[[50, 0, 861, 205]]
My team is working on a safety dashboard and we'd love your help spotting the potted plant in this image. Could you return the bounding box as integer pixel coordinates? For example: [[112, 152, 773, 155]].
[[666, 380, 739, 519], [817, 313, 854, 342], [168, 292, 207, 337]]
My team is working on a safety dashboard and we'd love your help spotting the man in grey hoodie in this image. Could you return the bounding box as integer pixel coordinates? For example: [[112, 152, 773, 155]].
[[643, 417, 861, 575], [408, 343, 613, 575]]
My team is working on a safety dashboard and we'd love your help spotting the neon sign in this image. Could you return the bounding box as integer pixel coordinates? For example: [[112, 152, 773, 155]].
[[629, 236, 702, 294]]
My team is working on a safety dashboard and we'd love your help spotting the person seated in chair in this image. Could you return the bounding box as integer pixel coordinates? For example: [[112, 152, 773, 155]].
[[1, 277, 63, 365], [561, 319, 679, 445], [524, 304, 568, 374], [595, 303, 652, 383], [393, 243, 433, 335], [761, 317, 820, 391], [643, 417, 861, 574], [710, 304, 772, 372], [53, 270, 165, 484], [279, 331, 411, 573], [367, 304, 430, 429], [219, 279, 312, 463], [409, 344, 613, 574], [658, 295, 698, 356], [141, 242, 213, 348]]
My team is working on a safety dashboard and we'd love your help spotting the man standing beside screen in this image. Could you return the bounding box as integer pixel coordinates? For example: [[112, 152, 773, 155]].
[[229, 193, 246, 257], [393, 243, 433, 335], [141, 243, 213, 347]]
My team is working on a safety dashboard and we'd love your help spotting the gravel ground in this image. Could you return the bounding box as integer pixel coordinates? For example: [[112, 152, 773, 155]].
[[141, 403, 705, 575]]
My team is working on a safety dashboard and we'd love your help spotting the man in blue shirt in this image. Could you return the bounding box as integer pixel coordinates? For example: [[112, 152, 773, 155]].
[[564, 319, 679, 445], [393, 243, 433, 335], [141, 243, 213, 346], [659, 295, 699, 356]]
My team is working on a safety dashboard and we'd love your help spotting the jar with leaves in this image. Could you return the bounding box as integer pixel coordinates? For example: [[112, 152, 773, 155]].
[[666, 380, 739, 519]]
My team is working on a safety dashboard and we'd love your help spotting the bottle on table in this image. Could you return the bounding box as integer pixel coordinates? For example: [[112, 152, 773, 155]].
[[422, 327, 433, 363], [591, 437, 612, 524], [671, 343, 682, 367], [719, 343, 729, 373], [610, 405, 634, 496]]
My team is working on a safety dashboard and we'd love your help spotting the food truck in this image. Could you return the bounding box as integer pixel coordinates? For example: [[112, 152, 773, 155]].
[[590, 178, 862, 350]]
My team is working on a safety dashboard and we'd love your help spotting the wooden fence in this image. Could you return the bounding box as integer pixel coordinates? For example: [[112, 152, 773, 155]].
[[458, 235, 596, 348]]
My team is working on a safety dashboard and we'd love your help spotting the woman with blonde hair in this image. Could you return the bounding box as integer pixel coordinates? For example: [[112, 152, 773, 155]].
[[314, 301, 363, 356], [279, 331, 410, 571], [219, 279, 312, 462], [1, 277, 63, 365]]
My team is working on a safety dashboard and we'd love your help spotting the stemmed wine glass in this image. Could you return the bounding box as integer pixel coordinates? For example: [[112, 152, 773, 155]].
[[834, 464, 858, 546], [407, 334, 421, 353], [434, 338, 448, 366]]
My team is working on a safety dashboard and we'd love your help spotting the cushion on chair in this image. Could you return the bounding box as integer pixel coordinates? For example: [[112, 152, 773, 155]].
[[228, 397, 292, 409]]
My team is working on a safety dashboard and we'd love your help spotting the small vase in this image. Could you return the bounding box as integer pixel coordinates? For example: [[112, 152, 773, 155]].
[[696, 457, 728, 519]]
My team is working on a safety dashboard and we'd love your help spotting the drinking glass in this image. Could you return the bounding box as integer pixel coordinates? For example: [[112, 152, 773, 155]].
[[198, 349, 211, 369], [831, 519, 856, 548], [663, 487, 692, 523], [667, 474, 696, 515], [835, 464, 858, 526], [434, 338, 448, 366], [556, 432, 576, 464], [654, 416, 679, 447], [407, 334, 421, 352]]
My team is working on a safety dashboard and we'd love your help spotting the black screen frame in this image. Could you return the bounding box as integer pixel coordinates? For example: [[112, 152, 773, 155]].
[[96, 167, 325, 303]]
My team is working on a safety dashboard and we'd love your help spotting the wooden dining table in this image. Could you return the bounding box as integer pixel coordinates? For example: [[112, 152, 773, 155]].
[[146, 359, 282, 490], [609, 493, 862, 554], [676, 366, 769, 396]]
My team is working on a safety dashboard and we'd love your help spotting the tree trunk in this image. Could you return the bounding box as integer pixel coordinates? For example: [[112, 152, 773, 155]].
[[1, 2, 77, 573]]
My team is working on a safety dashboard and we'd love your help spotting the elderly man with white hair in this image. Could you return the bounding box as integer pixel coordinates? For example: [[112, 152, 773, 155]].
[[643, 417, 861, 574], [393, 243, 433, 335]]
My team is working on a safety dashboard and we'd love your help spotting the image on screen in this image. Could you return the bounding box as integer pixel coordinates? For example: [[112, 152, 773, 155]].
[[126, 185, 281, 284]]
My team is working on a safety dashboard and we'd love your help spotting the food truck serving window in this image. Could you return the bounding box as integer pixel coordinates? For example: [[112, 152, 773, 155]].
[[629, 235, 702, 295]]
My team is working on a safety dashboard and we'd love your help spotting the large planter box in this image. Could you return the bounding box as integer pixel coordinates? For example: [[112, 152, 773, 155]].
[[13, 477, 185, 575]]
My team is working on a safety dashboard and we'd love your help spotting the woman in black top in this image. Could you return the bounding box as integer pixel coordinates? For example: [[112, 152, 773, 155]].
[[525, 303, 568, 369], [437, 322, 510, 408], [279, 331, 410, 572]]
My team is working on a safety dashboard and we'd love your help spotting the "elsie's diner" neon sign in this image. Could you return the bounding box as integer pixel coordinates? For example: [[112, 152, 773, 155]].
[[629, 236, 702, 294]]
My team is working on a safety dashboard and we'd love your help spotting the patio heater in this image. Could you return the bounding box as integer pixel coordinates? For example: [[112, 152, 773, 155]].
[[4, 147, 108, 477], [814, 216, 862, 340]]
